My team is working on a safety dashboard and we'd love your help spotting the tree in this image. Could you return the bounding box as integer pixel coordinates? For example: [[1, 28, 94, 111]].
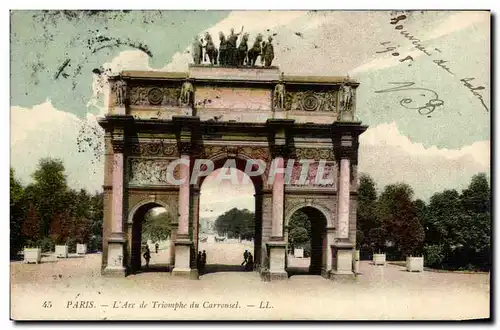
[[288, 210, 311, 237], [142, 210, 172, 243], [214, 208, 254, 239], [375, 183, 424, 258], [21, 205, 41, 246], [356, 173, 378, 250], [31, 158, 68, 237], [10, 168, 24, 258]]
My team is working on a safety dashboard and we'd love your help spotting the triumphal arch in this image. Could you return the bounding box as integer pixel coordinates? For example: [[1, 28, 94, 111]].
[[98, 62, 367, 281]]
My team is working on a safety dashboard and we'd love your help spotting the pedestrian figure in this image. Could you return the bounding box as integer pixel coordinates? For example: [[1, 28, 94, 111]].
[[201, 250, 207, 273], [197, 251, 202, 271], [143, 245, 151, 269], [245, 253, 254, 271], [241, 250, 249, 266], [155, 242, 159, 254]]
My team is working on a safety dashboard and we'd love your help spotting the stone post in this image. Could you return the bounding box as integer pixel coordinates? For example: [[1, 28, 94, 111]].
[[266, 150, 288, 280], [103, 135, 126, 277], [172, 150, 196, 278], [331, 134, 355, 278]]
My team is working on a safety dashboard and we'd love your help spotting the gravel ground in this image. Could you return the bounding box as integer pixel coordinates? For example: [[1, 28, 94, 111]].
[[11, 241, 490, 320]]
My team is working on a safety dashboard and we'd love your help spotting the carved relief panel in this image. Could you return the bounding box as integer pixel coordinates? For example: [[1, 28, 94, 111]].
[[129, 141, 178, 157], [128, 158, 180, 186], [284, 89, 338, 112], [129, 85, 182, 107], [288, 161, 337, 188]]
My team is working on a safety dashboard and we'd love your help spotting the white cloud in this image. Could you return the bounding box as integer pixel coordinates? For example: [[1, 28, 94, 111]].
[[359, 122, 490, 200], [10, 101, 104, 193]]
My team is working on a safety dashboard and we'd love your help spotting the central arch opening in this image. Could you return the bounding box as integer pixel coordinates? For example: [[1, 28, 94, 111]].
[[197, 158, 262, 276], [287, 206, 327, 276]]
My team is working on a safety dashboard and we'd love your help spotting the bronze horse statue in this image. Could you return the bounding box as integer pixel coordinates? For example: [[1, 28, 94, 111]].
[[203, 32, 218, 65], [237, 33, 249, 66], [247, 34, 263, 66]]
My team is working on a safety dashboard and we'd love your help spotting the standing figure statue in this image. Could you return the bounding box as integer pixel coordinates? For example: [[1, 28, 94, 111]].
[[262, 36, 275, 67], [273, 83, 285, 109], [192, 36, 203, 65], [247, 33, 263, 66], [218, 32, 227, 66], [339, 82, 355, 120], [179, 80, 194, 106], [226, 26, 244, 66], [237, 33, 249, 66], [114, 79, 127, 107], [203, 32, 218, 65]]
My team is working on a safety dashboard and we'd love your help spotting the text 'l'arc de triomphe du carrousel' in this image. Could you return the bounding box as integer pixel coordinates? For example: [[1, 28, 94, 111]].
[[98, 26, 368, 281]]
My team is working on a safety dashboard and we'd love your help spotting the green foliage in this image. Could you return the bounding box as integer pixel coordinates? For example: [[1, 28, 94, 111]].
[[142, 210, 172, 243], [214, 208, 254, 239], [356, 174, 377, 251], [37, 237, 55, 253], [421, 174, 491, 270], [375, 183, 424, 258], [10, 168, 25, 258], [289, 227, 309, 245], [423, 244, 445, 267], [10, 158, 104, 258]]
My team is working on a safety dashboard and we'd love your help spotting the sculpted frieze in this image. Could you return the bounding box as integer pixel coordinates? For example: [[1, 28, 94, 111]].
[[128, 159, 180, 185], [284, 90, 337, 112], [288, 161, 336, 188], [129, 141, 178, 157], [294, 148, 335, 161], [129, 85, 181, 107]]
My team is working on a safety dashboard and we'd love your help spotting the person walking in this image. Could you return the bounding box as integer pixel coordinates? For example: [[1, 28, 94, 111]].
[[143, 245, 151, 269], [155, 242, 159, 254], [245, 253, 254, 271], [241, 250, 249, 266]]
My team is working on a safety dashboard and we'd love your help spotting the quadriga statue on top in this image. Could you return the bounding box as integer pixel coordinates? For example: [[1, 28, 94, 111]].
[[191, 27, 276, 67]]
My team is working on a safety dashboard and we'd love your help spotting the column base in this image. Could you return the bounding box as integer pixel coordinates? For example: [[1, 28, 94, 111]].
[[102, 266, 127, 277], [103, 234, 126, 277], [172, 238, 196, 279], [331, 242, 354, 276], [172, 268, 199, 279], [329, 271, 357, 283], [266, 241, 287, 281], [259, 269, 288, 281]]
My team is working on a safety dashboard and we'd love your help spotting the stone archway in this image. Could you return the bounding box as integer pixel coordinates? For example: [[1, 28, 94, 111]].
[[194, 154, 266, 271], [98, 65, 367, 281], [285, 204, 330, 275], [127, 199, 171, 273]]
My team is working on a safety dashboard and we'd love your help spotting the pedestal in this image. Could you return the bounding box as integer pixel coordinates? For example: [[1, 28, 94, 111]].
[[330, 242, 355, 278], [172, 238, 198, 279], [103, 233, 126, 277], [266, 240, 288, 280]]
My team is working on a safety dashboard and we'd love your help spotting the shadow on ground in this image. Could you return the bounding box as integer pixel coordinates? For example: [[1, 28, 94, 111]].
[[201, 264, 251, 275]]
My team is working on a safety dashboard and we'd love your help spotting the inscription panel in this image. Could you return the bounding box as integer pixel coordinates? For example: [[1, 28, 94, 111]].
[[195, 86, 271, 111]]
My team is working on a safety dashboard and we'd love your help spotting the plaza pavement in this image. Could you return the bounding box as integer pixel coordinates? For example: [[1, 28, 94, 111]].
[[10, 240, 490, 320]]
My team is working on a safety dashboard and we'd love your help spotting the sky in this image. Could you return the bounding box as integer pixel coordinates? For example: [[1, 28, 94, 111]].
[[10, 10, 490, 221]]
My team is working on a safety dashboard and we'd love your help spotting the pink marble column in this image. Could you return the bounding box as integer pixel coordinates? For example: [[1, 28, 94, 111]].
[[272, 156, 284, 238], [178, 154, 190, 236], [337, 158, 350, 238], [112, 152, 124, 233]]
